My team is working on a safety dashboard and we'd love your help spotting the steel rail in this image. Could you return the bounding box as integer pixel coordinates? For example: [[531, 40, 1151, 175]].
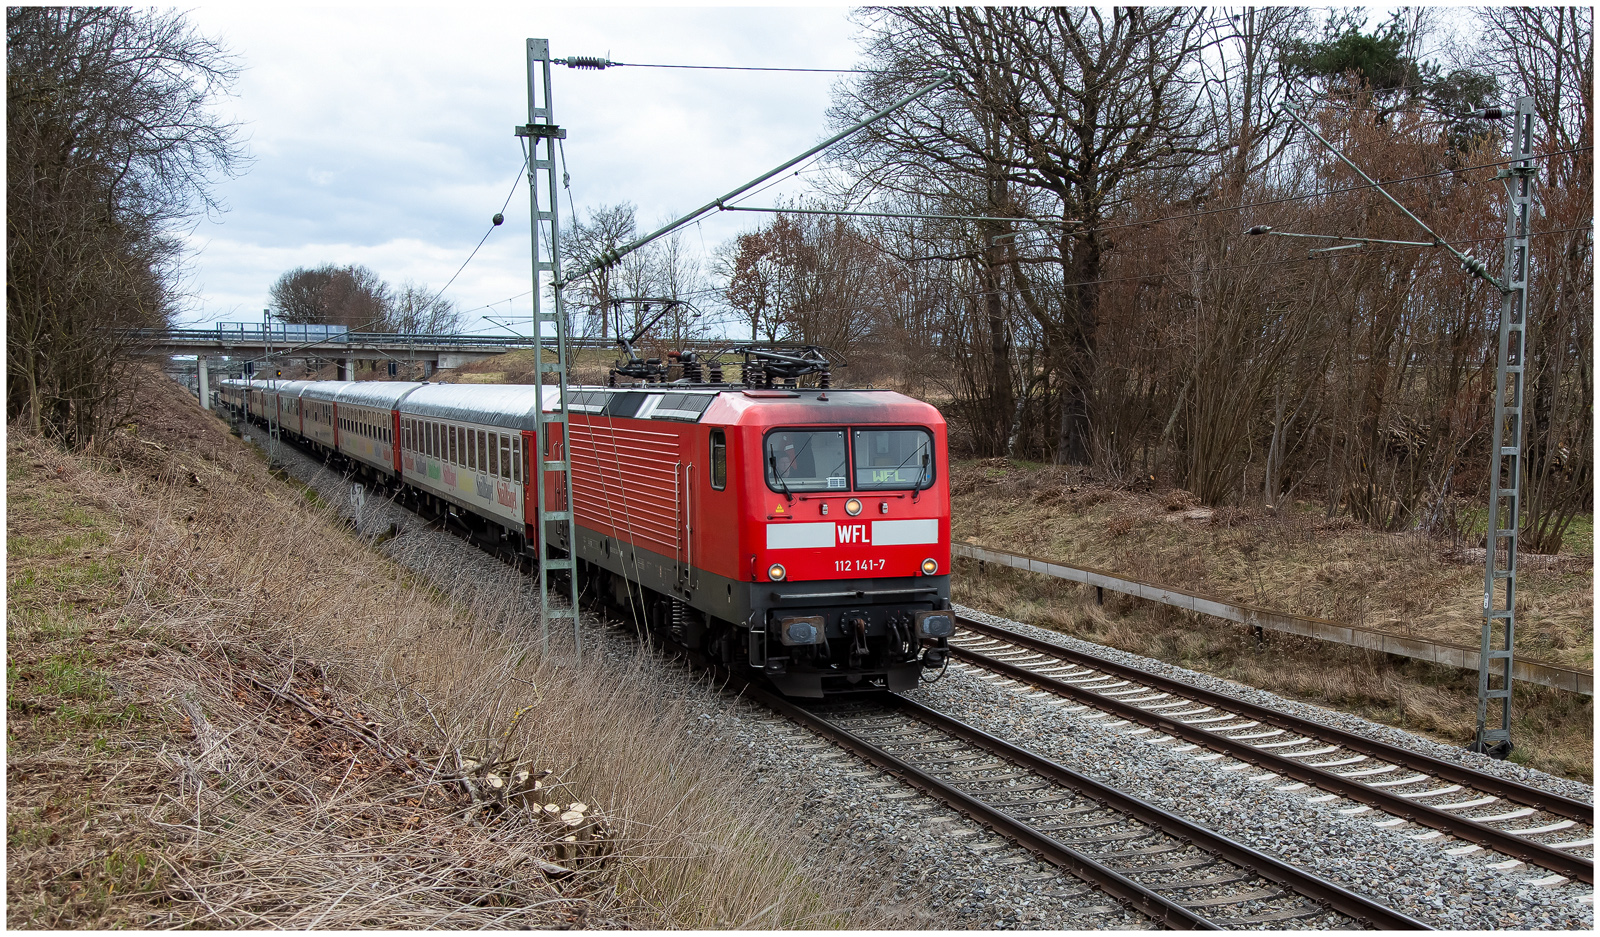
[[751, 684, 1429, 930], [745, 686, 1215, 930], [952, 616, 1593, 883], [956, 615, 1592, 821], [887, 695, 1431, 931], [648, 641, 1424, 928]]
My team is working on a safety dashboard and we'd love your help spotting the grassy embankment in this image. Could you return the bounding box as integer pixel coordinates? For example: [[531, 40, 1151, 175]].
[[452, 348, 617, 386], [949, 458, 1593, 782], [6, 376, 901, 928]]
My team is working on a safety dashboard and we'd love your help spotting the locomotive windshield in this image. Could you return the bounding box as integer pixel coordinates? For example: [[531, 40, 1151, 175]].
[[765, 429, 849, 492], [853, 428, 935, 491]]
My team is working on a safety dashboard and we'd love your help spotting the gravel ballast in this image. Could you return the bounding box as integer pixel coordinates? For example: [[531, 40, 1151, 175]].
[[252, 432, 1592, 929]]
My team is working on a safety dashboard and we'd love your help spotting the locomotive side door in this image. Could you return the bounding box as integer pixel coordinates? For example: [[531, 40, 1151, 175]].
[[678, 459, 696, 590]]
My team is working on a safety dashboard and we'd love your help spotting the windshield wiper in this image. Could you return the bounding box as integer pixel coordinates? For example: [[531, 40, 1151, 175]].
[[879, 445, 932, 490], [768, 455, 794, 502]]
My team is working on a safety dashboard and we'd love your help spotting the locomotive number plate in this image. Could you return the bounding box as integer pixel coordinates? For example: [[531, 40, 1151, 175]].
[[835, 558, 887, 573]]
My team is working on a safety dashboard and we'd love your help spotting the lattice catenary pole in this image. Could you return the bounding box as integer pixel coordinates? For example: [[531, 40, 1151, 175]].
[[1474, 95, 1537, 757], [518, 39, 582, 660]]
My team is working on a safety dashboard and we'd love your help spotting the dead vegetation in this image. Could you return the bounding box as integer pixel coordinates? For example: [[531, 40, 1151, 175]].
[[952, 458, 1593, 670], [950, 459, 1594, 782], [7, 375, 904, 928], [452, 347, 618, 386]]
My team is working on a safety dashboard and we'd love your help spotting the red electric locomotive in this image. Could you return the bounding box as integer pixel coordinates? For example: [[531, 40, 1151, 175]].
[[220, 349, 953, 697], [557, 381, 952, 696]]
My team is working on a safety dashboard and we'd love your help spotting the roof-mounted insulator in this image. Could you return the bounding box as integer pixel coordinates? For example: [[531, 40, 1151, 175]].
[[564, 56, 612, 70]]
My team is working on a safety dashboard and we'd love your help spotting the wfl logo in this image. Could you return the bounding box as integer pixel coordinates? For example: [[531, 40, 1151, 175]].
[[836, 523, 870, 545]]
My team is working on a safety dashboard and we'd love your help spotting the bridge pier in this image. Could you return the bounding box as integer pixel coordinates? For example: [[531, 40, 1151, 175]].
[[339, 358, 353, 381], [197, 356, 210, 409]]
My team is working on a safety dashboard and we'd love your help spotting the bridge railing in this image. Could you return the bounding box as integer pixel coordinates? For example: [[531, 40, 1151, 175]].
[[116, 328, 551, 348], [217, 322, 348, 342]]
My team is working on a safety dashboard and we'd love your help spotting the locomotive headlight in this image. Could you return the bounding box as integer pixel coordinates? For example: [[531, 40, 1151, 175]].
[[921, 558, 939, 575], [767, 563, 786, 582], [845, 498, 862, 516], [915, 610, 955, 638]]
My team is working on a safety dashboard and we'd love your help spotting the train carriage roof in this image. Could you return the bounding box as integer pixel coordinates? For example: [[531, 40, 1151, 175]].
[[332, 381, 427, 409], [269, 380, 318, 398], [227, 379, 939, 429], [298, 381, 347, 402], [400, 383, 553, 429]]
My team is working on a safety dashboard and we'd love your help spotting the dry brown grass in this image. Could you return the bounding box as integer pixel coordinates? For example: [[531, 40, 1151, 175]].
[[453, 348, 617, 386], [7, 376, 902, 928], [951, 458, 1594, 671], [955, 559, 1594, 783]]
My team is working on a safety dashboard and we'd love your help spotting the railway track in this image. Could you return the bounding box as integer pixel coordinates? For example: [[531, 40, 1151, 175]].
[[249, 431, 1579, 925], [949, 614, 1595, 886], [749, 686, 1429, 930]]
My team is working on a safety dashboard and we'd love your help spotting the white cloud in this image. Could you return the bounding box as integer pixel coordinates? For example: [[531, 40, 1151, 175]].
[[179, 3, 863, 336]]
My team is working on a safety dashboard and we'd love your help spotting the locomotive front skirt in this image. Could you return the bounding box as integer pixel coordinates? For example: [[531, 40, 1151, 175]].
[[221, 379, 953, 697]]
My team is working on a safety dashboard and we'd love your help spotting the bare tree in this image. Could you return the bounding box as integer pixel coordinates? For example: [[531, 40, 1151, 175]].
[[836, 6, 1210, 464], [1471, 7, 1594, 551], [649, 231, 709, 347], [7, 7, 244, 442], [722, 227, 783, 343], [561, 203, 636, 341], [268, 264, 391, 331], [390, 282, 463, 334]]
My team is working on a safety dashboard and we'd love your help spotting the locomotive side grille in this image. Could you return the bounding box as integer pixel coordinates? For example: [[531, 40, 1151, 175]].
[[569, 422, 684, 557]]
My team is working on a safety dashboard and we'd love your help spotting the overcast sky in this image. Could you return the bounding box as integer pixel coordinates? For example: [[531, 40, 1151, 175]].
[[179, 3, 864, 335]]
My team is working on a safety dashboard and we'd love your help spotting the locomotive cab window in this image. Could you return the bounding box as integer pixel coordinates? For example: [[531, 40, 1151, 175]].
[[852, 428, 935, 490], [710, 430, 726, 490], [765, 429, 847, 493]]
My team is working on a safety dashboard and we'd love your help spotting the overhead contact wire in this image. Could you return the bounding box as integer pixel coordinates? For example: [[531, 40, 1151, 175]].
[[432, 157, 530, 305]]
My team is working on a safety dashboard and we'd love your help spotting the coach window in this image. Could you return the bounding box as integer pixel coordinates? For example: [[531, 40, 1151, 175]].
[[499, 434, 511, 480], [479, 431, 488, 474], [511, 436, 521, 483], [710, 430, 726, 490], [466, 428, 477, 470]]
